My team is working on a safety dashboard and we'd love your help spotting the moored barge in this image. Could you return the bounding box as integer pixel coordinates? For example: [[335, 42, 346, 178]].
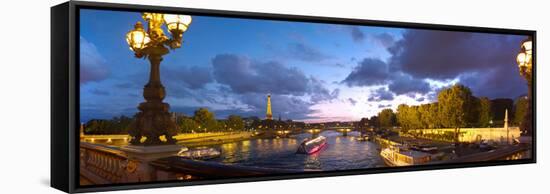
[[380, 146, 431, 166]]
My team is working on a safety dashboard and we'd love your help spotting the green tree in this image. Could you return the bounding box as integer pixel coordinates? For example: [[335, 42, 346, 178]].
[[467, 97, 481, 127], [359, 117, 369, 129], [227, 115, 245, 131], [378, 108, 396, 129], [218, 120, 227, 132], [478, 97, 492, 127], [437, 84, 476, 142], [84, 115, 133, 134], [179, 117, 198, 133], [418, 104, 431, 129], [408, 106, 423, 129], [438, 84, 476, 129], [368, 115, 379, 129], [513, 96, 528, 126], [113, 115, 133, 134], [193, 108, 218, 132], [431, 103, 442, 128], [396, 104, 410, 130]]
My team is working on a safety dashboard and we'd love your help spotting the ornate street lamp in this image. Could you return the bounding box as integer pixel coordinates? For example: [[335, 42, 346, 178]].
[[126, 13, 192, 145], [516, 37, 533, 136], [517, 38, 533, 81]]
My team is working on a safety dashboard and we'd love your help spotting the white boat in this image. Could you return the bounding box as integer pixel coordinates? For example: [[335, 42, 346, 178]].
[[380, 146, 431, 167], [297, 136, 327, 154], [177, 147, 221, 160]]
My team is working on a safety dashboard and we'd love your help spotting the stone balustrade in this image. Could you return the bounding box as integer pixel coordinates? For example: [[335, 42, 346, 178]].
[[79, 141, 303, 185], [80, 142, 130, 185]]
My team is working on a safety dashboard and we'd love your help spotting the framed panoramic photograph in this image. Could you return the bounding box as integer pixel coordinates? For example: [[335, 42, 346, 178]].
[[51, 1, 536, 193]]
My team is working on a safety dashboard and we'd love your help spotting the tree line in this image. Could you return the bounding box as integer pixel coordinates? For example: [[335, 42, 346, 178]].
[[83, 116, 133, 134], [83, 107, 308, 135], [177, 108, 246, 133], [84, 108, 247, 134], [365, 84, 528, 131]]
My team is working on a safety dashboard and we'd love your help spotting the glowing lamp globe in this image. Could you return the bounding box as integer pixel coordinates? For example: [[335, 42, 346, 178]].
[[516, 38, 533, 69], [164, 14, 192, 34], [522, 39, 533, 54], [126, 21, 150, 52], [516, 52, 529, 68]]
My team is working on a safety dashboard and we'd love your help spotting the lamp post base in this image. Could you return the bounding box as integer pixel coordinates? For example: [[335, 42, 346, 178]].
[[122, 144, 184, 161], [121, 144, 185, 182], [128, 101, 178, 146], [128, 54, 179, 146]]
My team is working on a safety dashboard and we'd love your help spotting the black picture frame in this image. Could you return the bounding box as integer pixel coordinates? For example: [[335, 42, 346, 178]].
[[51, 1, 536, 193]]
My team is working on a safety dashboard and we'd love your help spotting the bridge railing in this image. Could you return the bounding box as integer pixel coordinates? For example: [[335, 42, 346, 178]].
[[79, 142, 307, 185], [80, 142, 129, 184]]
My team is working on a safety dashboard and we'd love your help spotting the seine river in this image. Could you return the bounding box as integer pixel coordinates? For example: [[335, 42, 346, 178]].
[[210, 130, 385, 170]]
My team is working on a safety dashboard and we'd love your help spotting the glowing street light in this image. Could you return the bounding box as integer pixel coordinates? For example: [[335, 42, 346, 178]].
[[125, 22, 150, 52], [517, 38, 533, 81], [125, 12, 193, 145], [516, 37, 533, 136]]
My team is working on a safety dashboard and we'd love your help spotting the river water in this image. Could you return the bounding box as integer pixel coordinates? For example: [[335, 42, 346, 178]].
[[210, 130, 385, 170]]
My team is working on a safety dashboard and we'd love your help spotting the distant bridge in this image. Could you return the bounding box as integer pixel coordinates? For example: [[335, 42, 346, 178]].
[[274, 126, 369, 137]]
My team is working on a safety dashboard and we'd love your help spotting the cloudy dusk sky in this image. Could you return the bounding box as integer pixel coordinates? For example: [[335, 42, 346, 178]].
[[79, 9, 528, 123]]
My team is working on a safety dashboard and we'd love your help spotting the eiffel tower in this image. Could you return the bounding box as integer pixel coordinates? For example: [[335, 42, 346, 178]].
[[266, 94, 273, 120]]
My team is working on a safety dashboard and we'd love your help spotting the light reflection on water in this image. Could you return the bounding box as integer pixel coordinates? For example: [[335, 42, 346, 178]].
[[211, 130, 385, 170]]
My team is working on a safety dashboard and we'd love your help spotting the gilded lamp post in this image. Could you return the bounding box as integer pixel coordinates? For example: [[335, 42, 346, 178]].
[[516, 37, 533, 136], [126, 13, 192, 145]]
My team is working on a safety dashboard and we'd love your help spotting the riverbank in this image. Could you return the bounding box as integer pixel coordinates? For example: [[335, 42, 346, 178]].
[[175, 132, 255, 147], [81, 132, 257, 147], [373, 133, 531, 165]]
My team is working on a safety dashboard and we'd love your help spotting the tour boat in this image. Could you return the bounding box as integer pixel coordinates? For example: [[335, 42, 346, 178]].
[[296, 136, 327, 154], [380, 146, 431, 167], [177, 147, 221, 160]]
